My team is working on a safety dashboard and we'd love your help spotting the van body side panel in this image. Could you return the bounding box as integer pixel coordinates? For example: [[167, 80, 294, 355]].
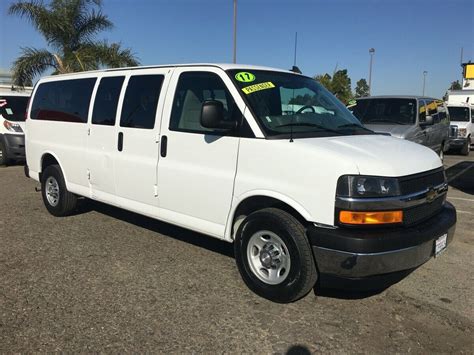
[[233, 138, 358, 227]]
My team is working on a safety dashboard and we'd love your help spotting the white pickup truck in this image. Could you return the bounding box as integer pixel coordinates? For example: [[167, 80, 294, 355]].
[[24, 64, 456, 302]]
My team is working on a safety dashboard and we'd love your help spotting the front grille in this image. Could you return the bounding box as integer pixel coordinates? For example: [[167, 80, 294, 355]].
[[399, 168, 445, 195], [404, 195, 445, 226]]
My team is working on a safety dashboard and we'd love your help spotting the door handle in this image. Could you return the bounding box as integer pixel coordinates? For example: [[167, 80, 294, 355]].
[[118, 132, 123, 151], [160, 135, 167, 157]]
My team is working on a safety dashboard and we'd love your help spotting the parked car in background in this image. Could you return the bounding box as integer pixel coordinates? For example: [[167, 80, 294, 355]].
[[0, 85, 32, 165], [350, 96, 450, 159], [446, 90, 473, 156]]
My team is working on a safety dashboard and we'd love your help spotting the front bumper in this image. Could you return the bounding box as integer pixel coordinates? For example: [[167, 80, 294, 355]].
[[308, 202, 456, 278], [1, 133, 26, 160], [448, 137, 468, 149]]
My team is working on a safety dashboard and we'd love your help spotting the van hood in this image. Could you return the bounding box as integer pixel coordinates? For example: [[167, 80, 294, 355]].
[[363, 124, 414, 139], [450, 121, 470, 129], [294, 134, 441, 177]]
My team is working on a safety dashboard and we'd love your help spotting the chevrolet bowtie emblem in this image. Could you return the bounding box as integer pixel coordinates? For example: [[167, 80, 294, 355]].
[[426, 188, 437, 203]]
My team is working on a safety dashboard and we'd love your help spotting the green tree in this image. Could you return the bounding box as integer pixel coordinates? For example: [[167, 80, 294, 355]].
[[9, 0, 139, 86], [354, 78, 369, 98], [314, 69, 353, 104], [314, 73, 332, 92], [449, 80, 462, 90]]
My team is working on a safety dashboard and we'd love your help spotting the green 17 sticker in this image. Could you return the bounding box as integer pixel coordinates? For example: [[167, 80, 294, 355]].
[[235, 72, 256, 82]]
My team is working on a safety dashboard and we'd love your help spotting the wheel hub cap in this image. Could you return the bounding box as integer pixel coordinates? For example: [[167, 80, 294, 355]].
[[247, 231, 291, 285], [45, 176, 60, 207]]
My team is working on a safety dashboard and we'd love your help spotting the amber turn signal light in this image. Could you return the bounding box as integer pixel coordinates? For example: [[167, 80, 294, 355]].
[[339, 210, 403, 225]]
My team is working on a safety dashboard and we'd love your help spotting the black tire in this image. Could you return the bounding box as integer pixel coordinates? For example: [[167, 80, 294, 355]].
[[41, 164, 77, 216], [0, 140, 8, 166], [460, 137, 470, 156], [234, 208, 318, 303]]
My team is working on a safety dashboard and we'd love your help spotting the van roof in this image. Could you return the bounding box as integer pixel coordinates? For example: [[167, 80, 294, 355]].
[[38, 63, 294, 80]]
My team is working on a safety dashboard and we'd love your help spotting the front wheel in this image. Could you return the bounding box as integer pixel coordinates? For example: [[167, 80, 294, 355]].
[[460, 137, 470, 156], [41, 164, 77, 216], [234, 208, 318, 303], [0, 140, 8, 166]]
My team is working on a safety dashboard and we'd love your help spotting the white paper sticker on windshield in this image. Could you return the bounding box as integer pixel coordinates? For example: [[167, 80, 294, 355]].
[[5, 108, 13, 115]]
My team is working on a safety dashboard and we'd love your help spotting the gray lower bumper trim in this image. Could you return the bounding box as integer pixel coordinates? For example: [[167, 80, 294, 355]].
[[313, 226, 455, 278]]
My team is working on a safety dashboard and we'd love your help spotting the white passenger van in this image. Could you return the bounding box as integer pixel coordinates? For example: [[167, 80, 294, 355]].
[[25, 64, 456, 302]]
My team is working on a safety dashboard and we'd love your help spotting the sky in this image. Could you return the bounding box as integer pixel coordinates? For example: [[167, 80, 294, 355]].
[[0, 0, 473, 98]]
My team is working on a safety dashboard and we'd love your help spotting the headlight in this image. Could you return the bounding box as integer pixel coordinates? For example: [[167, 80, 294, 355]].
[[336, 175, 400, 198], [458, 128, 467, 137], [3, 120, 23, 133]]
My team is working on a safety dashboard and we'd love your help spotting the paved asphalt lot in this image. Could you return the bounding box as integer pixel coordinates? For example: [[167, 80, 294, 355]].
[[0, 154, 473, 353]]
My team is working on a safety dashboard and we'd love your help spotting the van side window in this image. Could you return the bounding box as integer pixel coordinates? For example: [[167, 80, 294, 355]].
[[426, 100, 439, 123], [169, 72, 241, 134], [418, 100, 426, 122], [120, 75, 164, 129], [31, 78, 96, 123], [92, 76, 125, 126]]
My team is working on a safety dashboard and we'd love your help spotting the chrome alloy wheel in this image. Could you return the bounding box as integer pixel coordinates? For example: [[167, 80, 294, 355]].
[[247, 230, 291, 285], [45, 176, 60, 207]]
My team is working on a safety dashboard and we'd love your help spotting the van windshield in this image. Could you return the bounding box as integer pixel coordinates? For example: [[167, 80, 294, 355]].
[[447, 106, 470, 122], [352, 98, 416, 125], [227, 70, 371, 139], [0, 95, 29, 122]]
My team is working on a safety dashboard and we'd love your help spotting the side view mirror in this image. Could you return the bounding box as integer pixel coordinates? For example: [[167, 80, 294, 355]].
[[421, 115, 434, 126], [200, 100, 237, 130]]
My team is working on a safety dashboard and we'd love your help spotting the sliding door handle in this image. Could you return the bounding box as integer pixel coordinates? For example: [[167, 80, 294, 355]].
[[118, 132, 123, 151], [160, 135, 167, 157]]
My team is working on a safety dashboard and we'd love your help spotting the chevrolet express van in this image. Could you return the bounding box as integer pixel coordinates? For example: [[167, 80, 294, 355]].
[[25, 64, 456, 303], [0, 86, 31, 165]]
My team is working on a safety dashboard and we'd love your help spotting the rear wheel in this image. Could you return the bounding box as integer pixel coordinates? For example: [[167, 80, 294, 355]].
[[41, 164, 77, 216], [234, 208, 318, 303]]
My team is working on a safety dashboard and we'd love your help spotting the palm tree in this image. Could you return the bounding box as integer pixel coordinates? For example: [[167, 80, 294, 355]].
[[9, 0, 139, 86]]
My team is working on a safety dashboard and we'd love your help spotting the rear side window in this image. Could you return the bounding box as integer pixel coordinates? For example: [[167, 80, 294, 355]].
[[120, 75, 164, 129], [0, 95, 29, 122], [31, 78, 96, 123], [92, 76, 125, 126]]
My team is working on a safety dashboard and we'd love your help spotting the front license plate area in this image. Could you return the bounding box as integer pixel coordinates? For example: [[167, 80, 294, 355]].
[[435, 233, 447, 257]]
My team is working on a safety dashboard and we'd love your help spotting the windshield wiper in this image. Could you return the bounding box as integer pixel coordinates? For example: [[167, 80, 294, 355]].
[[364, 119, 408, 125], [337, 123, 373, 132], [275, 122, 343, 135]]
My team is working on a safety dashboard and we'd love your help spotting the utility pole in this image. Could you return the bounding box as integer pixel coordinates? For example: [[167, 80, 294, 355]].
[[368, 48, 375, 96], [233, 0, 237, 63], [422, 71, 428, 96]]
